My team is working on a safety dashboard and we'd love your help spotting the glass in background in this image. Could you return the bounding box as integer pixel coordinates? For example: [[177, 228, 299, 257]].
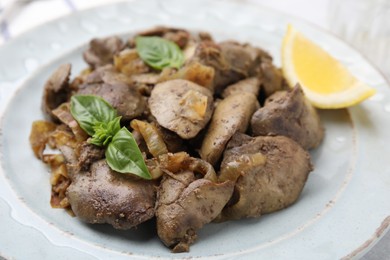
[[328, 0, 390, 80]]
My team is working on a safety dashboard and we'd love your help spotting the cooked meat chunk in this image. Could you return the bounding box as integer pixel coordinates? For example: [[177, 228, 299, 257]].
[[84, 65, 133, 86], [66, 160, 156, 230], [261, 60, 284, 97], [189, 41, 223, 92], [217, 133, 312, 221], [78, 72, 146, 121], [149, 79, 214, 139], [200, 92, 259, 166], [56, 140, 104, 178], [131, 73, 160, 87], [156, 153, 234, 252], [76, 142, 105, 171], [157, 175, 234, 252], [222, 77, 261, 98], [197, 31, 213, 42], [155, 123, 187, 153], [83, 65, 111, 84], [229, 42, 282, 98], [41, 64, 71, 120], [83, 36, 125, 68], [251, 84, 324, 150], [241, 43, 272, 65], [219, 41, 253, 78], [137, 26, 190, 49], [192, 41, 249, 93], [192, 41, 270, 93]]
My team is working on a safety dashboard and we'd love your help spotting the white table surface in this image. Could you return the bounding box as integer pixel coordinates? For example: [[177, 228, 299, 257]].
[[0, 0, 330, 43], [0, 0, 388, 259]]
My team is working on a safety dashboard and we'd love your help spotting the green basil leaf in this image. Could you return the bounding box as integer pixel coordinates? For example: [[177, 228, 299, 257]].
[[70, 95, 117, 136], [89, 116, 121, 147], [106, 127, 151, 179], [135, 36, 185, 70]]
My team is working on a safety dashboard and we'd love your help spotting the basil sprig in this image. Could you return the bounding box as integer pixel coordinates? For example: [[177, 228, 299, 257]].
[[70, 95, 117, 136], [135, 36, 185, 70], [70, 95, 151, 179], [89, 116, 121, 146]]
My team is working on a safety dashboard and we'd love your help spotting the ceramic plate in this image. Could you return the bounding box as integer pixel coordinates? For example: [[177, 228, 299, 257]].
[[1, 0, 389, 259]]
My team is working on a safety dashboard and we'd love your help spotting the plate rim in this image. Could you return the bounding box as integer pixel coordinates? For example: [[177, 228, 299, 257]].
[[0, 0, 389, 259]]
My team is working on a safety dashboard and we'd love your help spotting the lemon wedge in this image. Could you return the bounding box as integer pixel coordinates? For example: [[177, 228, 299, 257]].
[[282, 24, 376, 109]]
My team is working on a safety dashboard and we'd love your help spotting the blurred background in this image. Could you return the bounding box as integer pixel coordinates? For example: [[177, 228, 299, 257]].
[[0, 0, 328, 44], [1, 0, 389, 81]]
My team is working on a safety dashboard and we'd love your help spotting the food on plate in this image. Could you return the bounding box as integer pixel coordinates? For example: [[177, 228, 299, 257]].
[[149, 79, 214, 139], [251, 85, 324, 150], [41, 64, 72, 121], [217, 133, 312, 221], [199, 92, 259, 166], [77, 66, 147, 121], [67, 160, 156, 229], [83, 36, 125, 68], [156, 152, 234, 253], [282, 24, 376, 108], [29, 26, 324, 252], [222, 77, 261, 98]]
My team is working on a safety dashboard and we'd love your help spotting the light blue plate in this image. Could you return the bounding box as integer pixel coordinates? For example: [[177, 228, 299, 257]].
[[1, 0, 389, 259]]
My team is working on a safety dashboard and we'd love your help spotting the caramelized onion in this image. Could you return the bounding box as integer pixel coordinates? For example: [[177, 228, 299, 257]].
[[29, 120, 57, 159], [43, 154, 71, 209], [187, 157, 217, 182], [48, 128, 79, 149], [158, 61, 215, 91], [52, 102, 88, 142], [219, 153, 266, 182], [114, 49, 149, 76], [158, 152, 191, 173], [158, 152, 217, 182], [130, 119, 168, 158], [146, 158, 163, 180], [179, 89, 208, 121]]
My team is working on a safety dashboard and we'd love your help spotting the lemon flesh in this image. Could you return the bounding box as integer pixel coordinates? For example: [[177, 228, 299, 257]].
[[282, 25, 376, 109]]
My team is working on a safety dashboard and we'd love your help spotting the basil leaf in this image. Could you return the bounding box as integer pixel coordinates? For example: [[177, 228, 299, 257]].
[[106, 127, 151, 179], [89, 116, 121, 147], [135, 36, 185, 70], [70, 95, 117, 136]]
